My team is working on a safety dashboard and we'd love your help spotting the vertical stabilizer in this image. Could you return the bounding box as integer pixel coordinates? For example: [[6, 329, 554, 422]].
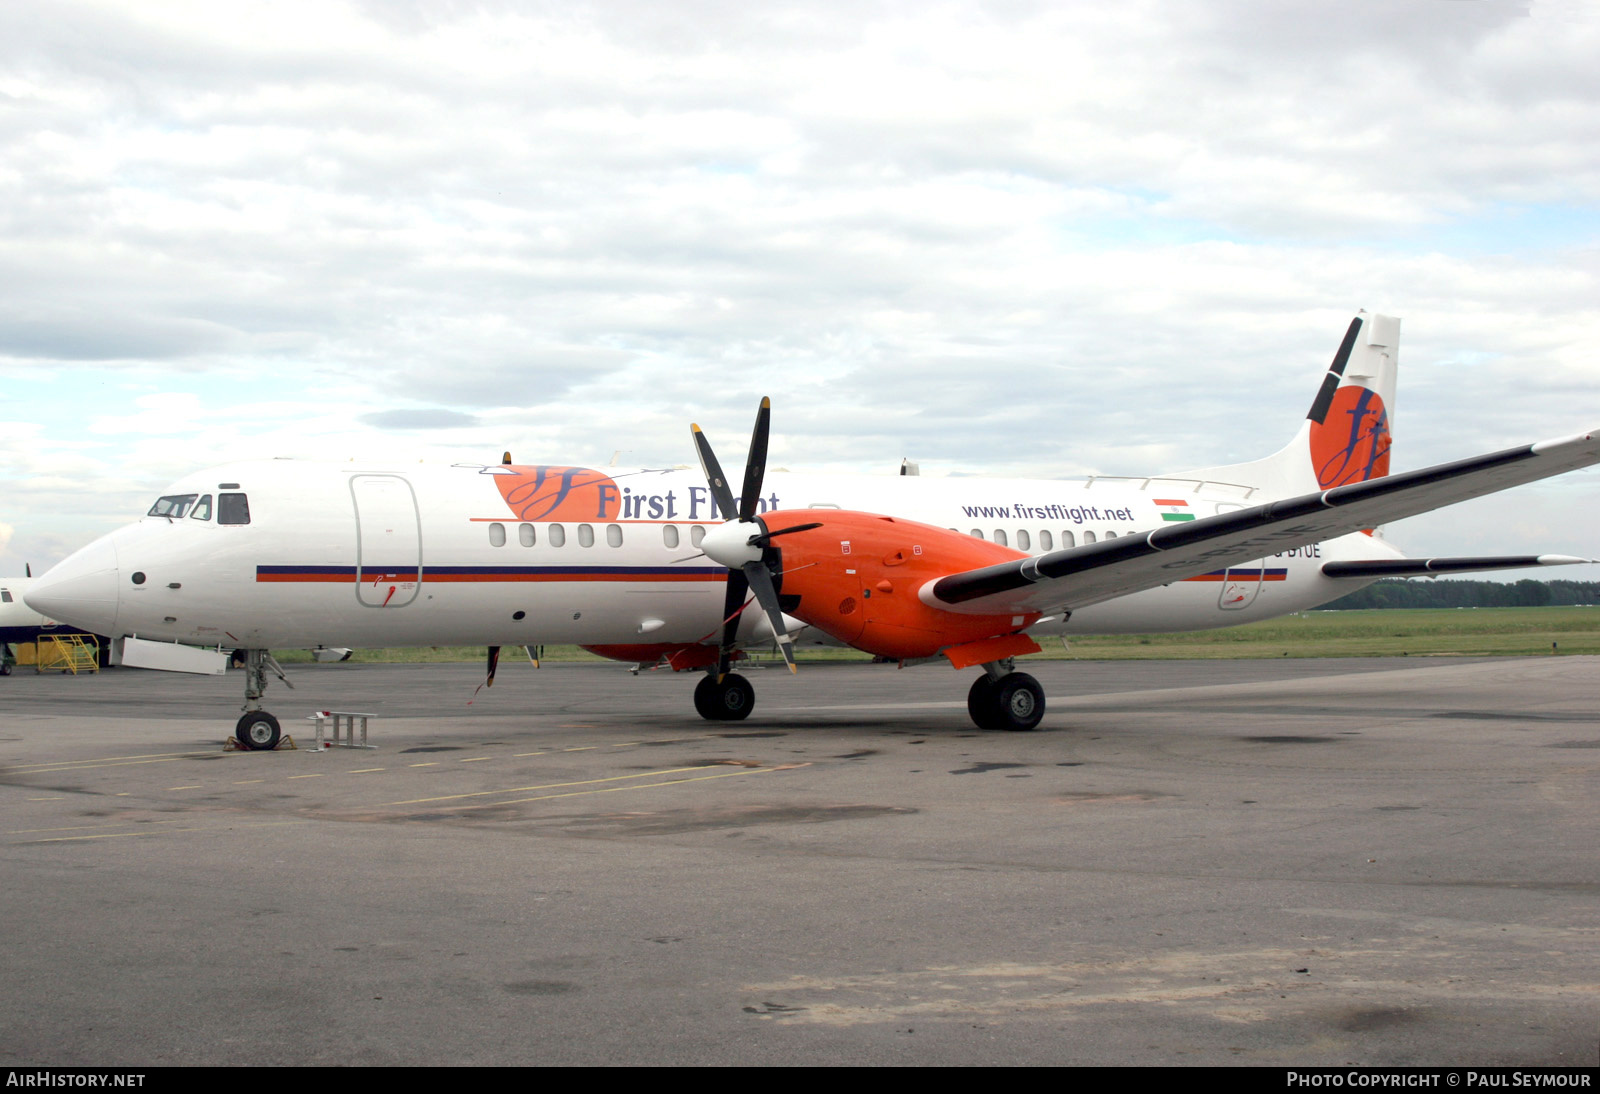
[[1306, 313, 1396, 490], [1167, 312, 1399, 501]]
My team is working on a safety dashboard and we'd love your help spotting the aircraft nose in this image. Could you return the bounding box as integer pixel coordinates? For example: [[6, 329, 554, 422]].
[[25, 535, 121, 636]]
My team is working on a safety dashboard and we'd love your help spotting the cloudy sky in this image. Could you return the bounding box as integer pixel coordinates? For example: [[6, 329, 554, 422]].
[[4, 0, 1599, 577]]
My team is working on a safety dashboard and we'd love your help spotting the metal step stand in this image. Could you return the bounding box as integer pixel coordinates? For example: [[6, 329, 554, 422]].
[[309, 711, 378, 750]]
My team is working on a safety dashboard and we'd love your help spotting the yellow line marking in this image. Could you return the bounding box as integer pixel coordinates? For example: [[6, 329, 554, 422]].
[[15, 819, 308, 844], [288, 774, 325, 780], [9, 819, 188, 835], [25, 796, 64, 801], [563, 746, 596, 752], [8, 750, 215, 772], [512, 751, 547, 757], [435, 766, 780, 811], [459, 757, 491, 763], [389, 765, 728, 806], [233, 779, 265, 785], [409, 762, 439, 768], [348, 768, 384, 774], [167, 785, 203, 791], [27, 829, 201, 843], [12, 755, 212, 773]]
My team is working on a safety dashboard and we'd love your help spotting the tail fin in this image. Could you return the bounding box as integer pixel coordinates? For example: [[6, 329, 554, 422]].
[[1170, 312, 1399, 500]]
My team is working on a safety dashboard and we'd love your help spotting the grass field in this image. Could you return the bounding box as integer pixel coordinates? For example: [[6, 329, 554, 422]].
[[269, 606, 1600, 665]]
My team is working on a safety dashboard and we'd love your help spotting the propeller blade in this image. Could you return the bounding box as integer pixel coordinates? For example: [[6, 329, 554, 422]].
[[691, 424, 739, 521], [739, 397, 771, 522], [743, 561, 796, 673], [468, 644, 503, 705], [750, 521, 822, 547], [717, 568, 749, 679]]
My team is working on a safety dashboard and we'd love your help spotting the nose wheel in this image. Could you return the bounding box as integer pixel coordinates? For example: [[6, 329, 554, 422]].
[[694, 672, 755, 721], [235, 711, 282, 751], [967, 671, 1045, 731]]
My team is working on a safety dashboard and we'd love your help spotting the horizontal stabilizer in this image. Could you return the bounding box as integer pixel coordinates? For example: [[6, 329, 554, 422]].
[[927, 430, 1600, 616], [1321, 554, 1595, 578]]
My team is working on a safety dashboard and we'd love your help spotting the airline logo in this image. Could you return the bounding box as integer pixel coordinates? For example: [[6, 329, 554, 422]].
[[493, 466, 622, 521], [488, 465, 778, 522], [1310, 386, 1392, 489], [1154, 498, 1194, 522]]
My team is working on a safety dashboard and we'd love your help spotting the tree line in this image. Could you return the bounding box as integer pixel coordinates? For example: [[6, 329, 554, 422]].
[[1318, 579, 1600, 611]]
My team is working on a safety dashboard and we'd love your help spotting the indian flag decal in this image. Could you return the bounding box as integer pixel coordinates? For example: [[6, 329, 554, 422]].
[[1154, 498, 1194, 522]]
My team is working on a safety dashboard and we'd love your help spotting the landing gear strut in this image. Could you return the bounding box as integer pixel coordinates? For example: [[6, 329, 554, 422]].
[[694, 672, 755, 721], [234, 649, 293, 750], [967, 661, 1044, 731]]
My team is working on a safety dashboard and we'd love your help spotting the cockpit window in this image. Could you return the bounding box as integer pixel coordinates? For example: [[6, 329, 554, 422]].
[[1, 589, 12, 603], [148, 494, 198, 519], [190, 494, 213, 521], [218, 493, 251, 525]]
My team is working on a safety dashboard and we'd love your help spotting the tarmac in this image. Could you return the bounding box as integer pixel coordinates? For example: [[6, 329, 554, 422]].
[[1, 655, 1596, 1066]]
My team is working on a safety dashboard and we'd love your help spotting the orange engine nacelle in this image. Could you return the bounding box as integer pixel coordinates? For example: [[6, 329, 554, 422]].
[[761, 510, 1042, 662]]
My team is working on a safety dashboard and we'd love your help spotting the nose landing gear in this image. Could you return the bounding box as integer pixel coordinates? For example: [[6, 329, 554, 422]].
[[233, 649, 294, 750]]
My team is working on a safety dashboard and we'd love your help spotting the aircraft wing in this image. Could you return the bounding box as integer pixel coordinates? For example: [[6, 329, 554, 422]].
[[927, 430, 1600, 616], [1321, 554, 1594, 578]]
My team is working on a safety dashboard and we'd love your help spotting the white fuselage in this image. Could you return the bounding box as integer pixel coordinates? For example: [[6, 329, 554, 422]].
[[27, 459, 1391, 652]]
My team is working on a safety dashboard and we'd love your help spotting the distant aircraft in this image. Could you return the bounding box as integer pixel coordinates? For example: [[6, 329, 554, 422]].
[[0, 573, 108, 673], [26, 313, 1598, 746]]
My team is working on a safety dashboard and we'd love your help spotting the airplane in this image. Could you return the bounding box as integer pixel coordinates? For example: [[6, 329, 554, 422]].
[[0, 570, 112, 673], [23, 312, 1599, 748]]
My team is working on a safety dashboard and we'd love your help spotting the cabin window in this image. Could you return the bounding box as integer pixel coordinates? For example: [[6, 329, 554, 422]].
[[1083, 530, 1097, 544], [190, 494, 213, 521], [1016, 529, 1030, 551], [993, 529, 1008, 547], [548, 524, 566, 547], [1039, 530, 1053, 551], [577, 523, 595, 548], [218, 493, 250, 525], [148, 494, 198, 518], [663, 525, 680, 549], [970, 529, 983, 539], [518, 523, 535, 547], [690, 525, 706, 547], [488, 522, 506, 547], [1061, 531, 1075, 547], [1104, 530, 1117, 539], [606, 524, 623, 547]]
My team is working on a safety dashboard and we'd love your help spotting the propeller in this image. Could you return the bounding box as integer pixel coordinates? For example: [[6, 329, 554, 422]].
[[690, 398, 812, 677]]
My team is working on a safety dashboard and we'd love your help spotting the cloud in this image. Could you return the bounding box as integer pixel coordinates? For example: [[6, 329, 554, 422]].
[[360, 408, 481, 429]]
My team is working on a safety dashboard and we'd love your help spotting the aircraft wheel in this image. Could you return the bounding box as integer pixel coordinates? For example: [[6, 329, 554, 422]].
[[967, 674, 1001, 730], [992, 672, 1045, 732], [235, 711, 282, 751], [693, 673, 755, 721]]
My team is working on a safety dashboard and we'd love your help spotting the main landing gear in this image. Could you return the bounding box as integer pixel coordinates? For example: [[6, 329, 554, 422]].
[[234, 649, 294, 750], [966, 661, 1045, 731], [694, 672, 755, 721]]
